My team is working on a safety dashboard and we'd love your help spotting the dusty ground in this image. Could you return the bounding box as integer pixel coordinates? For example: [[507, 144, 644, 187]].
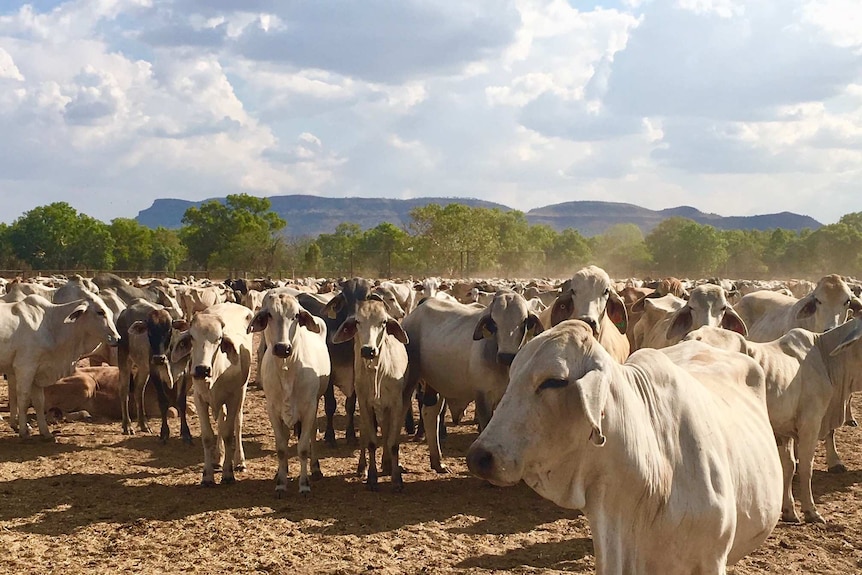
[[2, 381, 862, 574]]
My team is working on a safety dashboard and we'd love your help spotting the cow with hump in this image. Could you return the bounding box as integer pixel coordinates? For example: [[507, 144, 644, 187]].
[[0, 293, 120, 439], [467, 320, 782, 575], [333, 298, 410, 491], [402, 290, 543, 473], [171, 302, 253, 486], [543, 265, 630, 362], [247, 290, 330, 496]]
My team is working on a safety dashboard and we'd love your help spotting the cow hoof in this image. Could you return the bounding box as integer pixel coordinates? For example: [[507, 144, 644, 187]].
[[346, 435, 358, 446], [40, 434, 57, 443], [182, 435, 193, 446], [366, 482, 379, 492], [781, 510, 801, 523], [324, 430, 336, 447], [299, 483, 311, 495], [201, 479, 216, 488], [123, 428, 135, 436], [275, 487, 287, 499], [234, 463, 247, 473], [433, 464, 451, 474], [846, 419, 859, 427], [828, 464, 848, 474], [212, 463, 222, 471], [311, 470, 324, 481], [804, 511, 826, 524], [411, 433, 425, 443], [221, 475, 236, 485], [392, 482, 404, 493]]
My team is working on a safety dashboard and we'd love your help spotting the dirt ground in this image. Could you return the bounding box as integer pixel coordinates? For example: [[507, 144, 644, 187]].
[[2, 379, 862, 575]]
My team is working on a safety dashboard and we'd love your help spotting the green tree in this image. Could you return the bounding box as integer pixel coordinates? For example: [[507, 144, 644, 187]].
[[546, 228, 592, 276], [304, 242, 323, 275], [150, 227, 187, 272], [646, 217, 727, 277], [9, 202, 114, 269], [110, 218, 154, 269], [179, 194, 286, 270], [593, 224, 651, 277], [316, 223, 364, 275]]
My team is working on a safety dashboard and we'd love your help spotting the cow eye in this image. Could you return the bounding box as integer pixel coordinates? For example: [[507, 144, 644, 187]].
[[845, 299, 851, 307], [97, 309, 106, 317], [537, 378, 569, 392], [814, 297, 822, 305], [603, 288, 610, 296]]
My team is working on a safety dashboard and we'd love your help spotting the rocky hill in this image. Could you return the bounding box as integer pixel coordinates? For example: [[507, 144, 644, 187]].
[[135, 195, 822, 237]]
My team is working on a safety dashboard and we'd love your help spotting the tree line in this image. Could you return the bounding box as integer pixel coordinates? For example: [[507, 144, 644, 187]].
[[1, 194, 860, 280]]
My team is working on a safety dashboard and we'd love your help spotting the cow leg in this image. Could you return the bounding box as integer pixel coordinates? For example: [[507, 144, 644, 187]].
[[384, 406, 404, 491], [266, 398, 291, 497], [411, 387, 425, 442], [421, 388, 449, 474], [30, 385, 54, 441], [233, 386, 247, 472], [297, 411, 316, 495], [323, 380, 337, 447], [132, 371, 151, 434], [14, 369, 36, 440], [6, 373, 20, 433], [777, 436, 799, 523], [825, 429, 847, 473], [155, 380, 171, 444], [344, 391, 357, 445], [797, 426, 825, 523], [845, 399, 857, 427], [177, 379, 192, 445], [475, 393, 493, 432], [220, 404, 236, 485], [119, 362, 134, 435], [196, 394, 217, 486]]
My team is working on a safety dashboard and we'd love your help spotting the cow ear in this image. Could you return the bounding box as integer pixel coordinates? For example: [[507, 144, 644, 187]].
[[607, 290, 628, 334], [525, 313, 544, 339], [220, 335, 240, 363], [721, 307, 748, 336], [574, 369, 608, 447], [297, 310, 321, 334], [550, 293, 573, 327], [64, 303, 89, 323], [386, 319, 409, 344], [172, 319, 189, 332], [128, 320, 148, 337], [830, 319, 862, 356], [414, 283, 424, 291], [666, 306, 693, 342], [472, 314, 497, 340], [171, 333, 192, 363], [850, 297, 862, 314], [332, 318, 357, 344], [323, 294, 345, 320], [797, 294, 817, 319], [631, 295, 649, 314], [247, 310, 270, 334], [367, 292, 384, 302]]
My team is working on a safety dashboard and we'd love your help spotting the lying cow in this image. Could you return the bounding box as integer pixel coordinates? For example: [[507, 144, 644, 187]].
[[333, 299, 410, 491], [44, 366, 161, 422], [248, 291, 330, 496], [467, 320, 782, 574]]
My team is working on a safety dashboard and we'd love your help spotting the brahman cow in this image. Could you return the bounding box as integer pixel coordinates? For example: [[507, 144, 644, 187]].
[[333, 299, 410, 491], [736, 274, 861, 342], [93, 272, 183, 320], [686, 321, 862, 523], [248, 291, 330, 496], [632, 284, 747, 350], [544, 265, 630, 362], [467, 320, 782, 574], [403, 291, 543, 473], [0, 294, 120, 438], [171, 302, 253, 486]]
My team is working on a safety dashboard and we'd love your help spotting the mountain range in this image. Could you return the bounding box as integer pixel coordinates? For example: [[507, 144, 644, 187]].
[[135, 195, 822, 238]]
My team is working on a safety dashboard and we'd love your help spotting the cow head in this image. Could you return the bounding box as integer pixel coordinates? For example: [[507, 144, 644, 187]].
[[795, 274, 857, 333], [64, 291, 121, 348], [472, 291, 544, 366], [128, 310, 189, 389], [332, 300, 408, 363], [247, 291, 322, 359], [371, 285, 406, 319], [171, 312, 238, 387], [666, 284, 747, 343], [550, 266, 627, 335]]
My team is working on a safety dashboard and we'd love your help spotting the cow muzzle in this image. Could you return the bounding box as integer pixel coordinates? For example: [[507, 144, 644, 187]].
[[360, 346, 378, 359], [497, 352, 516, 366], [578, 316, 599, 337], [193, 365, 212, 380], [151, 354, 168, 365], [273, 343, 292, 358]]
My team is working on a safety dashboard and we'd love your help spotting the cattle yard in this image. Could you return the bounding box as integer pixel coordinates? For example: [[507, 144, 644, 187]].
[[1, 382, 862, 574]]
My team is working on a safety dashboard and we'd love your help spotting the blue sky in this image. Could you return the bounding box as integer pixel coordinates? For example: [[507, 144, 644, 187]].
[[1, 0, 860, 225]]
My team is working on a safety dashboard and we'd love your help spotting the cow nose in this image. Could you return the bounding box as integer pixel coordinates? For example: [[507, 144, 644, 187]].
[[466, 445, 495, 479], [193, 365, 211, 379], [497, 352, 516, 366], [273, 343, 292, 358], [152, 354, 168, 365], [360, 346, 377, 359], [578, 316, 599, 336]]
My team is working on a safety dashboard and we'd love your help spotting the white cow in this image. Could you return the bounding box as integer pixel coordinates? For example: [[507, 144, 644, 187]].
[[333, 299, 410, 491], [248, 291, 330, 496], [467, 320, 782, 575], [737, 274, 861, 342], [171, 302, 253, 486], [686, 321, 862, 523], [0, 294, 120, 438], [403, 291, 543, 472], [543, 265, 630, 362]]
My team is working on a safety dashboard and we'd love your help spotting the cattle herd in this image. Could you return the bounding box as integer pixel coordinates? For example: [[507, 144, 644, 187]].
[[2, 268, 862, 573]]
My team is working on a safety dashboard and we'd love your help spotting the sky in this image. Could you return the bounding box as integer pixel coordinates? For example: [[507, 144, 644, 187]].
[[0, 0, 861, 226]]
